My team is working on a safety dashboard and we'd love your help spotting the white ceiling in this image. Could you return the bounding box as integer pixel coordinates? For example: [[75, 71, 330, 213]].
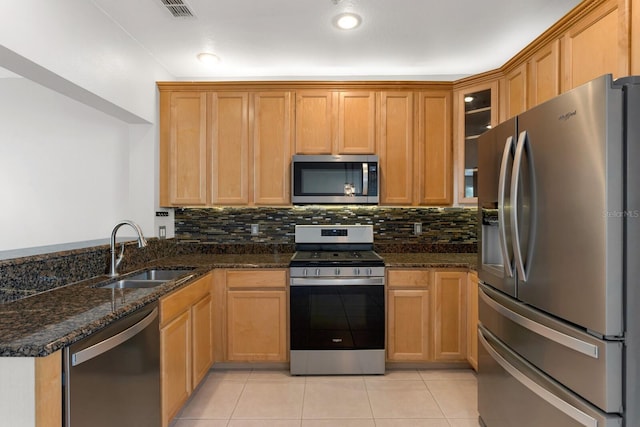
[[91, 0, 581, 81]]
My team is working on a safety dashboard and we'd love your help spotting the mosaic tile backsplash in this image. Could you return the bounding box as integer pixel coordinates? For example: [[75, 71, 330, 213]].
[[175, 206, 478, 246]]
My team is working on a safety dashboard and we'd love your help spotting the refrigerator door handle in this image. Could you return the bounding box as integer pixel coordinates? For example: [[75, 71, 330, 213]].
[[498, 136, 514, 278], [479, 288, 599, 358], [511, 130, 533, 282], [479, 329, 598, 427]]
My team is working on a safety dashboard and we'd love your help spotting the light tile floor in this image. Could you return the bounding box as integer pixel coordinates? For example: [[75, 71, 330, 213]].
[[171, 368, 480, 427]]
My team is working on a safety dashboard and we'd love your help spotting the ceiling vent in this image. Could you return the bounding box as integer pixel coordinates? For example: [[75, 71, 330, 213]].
[[159, 0, 195, 18]]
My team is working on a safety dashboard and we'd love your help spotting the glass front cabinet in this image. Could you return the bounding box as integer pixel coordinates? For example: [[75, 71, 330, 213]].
[[455, 81, 498, 204]]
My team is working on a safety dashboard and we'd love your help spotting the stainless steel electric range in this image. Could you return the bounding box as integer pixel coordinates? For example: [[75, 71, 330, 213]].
[[289, 224, 385, 375]]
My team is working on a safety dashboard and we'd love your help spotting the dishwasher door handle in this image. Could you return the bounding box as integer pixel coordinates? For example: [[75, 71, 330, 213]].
[[71, 307, 158, 366]]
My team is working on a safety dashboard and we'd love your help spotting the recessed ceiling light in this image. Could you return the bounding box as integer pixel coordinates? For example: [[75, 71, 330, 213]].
[[197, 52, 220, 65], [333, 13, 362, 30], [464, 96, 474, 103]]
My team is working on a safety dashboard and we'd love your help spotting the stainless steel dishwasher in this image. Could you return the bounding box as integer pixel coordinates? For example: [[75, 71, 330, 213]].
[[63, 302, 160, 427]]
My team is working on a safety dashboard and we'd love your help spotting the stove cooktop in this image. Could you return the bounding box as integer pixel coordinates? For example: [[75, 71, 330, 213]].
[[289, 250, 384, 266]]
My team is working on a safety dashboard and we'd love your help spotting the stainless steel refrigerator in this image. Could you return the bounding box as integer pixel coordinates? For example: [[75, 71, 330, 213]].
[[477, 74, 640, 426]]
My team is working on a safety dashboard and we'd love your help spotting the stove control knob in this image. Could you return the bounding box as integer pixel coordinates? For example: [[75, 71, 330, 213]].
[[335, 268, 341, 276], [315, 268, 321, 277], [303, 268, 308, 277], [366, 268, 372, 276], [354, 268, 360, 276]]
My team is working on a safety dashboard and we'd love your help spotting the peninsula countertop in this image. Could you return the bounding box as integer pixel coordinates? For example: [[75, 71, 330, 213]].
[[0, 251, 476, 357]]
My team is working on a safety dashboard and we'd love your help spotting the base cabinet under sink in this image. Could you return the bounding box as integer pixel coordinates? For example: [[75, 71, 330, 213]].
[[159, 273, 213, 427]]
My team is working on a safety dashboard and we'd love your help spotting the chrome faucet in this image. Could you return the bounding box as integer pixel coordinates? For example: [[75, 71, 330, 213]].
[[109, 220, 148, 277]]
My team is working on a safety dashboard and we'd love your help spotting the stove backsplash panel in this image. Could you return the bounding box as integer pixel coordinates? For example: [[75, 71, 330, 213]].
[[175, 206, 477, 248]]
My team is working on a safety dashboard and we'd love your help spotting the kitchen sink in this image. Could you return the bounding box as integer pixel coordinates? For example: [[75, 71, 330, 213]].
[[95, 268, 196, 290], [125, 269, 194, 282], [98, 279, 168, 289]]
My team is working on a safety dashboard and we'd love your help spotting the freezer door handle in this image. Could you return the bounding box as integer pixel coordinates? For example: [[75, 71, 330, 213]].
[[478, 328, 598, 427], [511, 130, 535, 282], [498, 136, 514, 278], [71, 307, 158, 366], [479, 288, 599, 359]]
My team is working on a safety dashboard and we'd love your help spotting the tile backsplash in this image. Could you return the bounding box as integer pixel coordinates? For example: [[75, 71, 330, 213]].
[[175, 206, 478, 245]]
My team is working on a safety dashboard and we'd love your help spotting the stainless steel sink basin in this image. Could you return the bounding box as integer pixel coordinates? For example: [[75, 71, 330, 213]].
[[96, 268, 196, 290], [125, 269, 194, 282], [99, 279, 168, 289]]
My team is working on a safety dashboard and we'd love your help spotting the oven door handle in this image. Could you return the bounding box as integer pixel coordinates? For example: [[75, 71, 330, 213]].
[[290, 277, 384, 286]]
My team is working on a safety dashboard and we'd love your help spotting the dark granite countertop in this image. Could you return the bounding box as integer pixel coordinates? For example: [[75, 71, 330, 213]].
[[381, 252, 477, 270], [0, 251, 475, 357]]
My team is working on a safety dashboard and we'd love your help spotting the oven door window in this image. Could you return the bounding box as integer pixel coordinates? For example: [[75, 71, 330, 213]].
[[290, 285, 384, 350]]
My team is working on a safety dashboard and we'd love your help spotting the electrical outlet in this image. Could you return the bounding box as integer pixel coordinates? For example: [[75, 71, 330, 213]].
[[413, 223, 422, 235], [251, 224, 259, 235], [159, 226, 166, 239]]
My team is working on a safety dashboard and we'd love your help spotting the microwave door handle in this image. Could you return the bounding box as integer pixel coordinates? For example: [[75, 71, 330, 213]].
[[362, 163, 369, 195], [498, 136, 514, 278]]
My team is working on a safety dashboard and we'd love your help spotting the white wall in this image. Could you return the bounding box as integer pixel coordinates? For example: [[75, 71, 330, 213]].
[[0, 78, 137, 251], [0, 1, 174, 253]]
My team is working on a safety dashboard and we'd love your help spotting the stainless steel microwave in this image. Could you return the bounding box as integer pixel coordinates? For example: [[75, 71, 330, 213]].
[[291, 154, 379, 204]]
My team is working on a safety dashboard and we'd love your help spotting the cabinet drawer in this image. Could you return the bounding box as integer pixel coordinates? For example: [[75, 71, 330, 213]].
[[387, 269, 431, 288], [160, 274, 212, 326], [226, 269, 287, 289]]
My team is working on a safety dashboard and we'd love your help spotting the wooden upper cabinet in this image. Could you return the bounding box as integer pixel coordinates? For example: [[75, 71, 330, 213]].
[[252, 92, 294, 205], [210, 92, 250, 205], [561, 0, 629, 91], [417, 90, 453, 205], [455, 81, 498, 205], [378, 91, 414, 205], [337, 91, 376, 154], [504, 63, 528, 119], [295, 90, 334, 154], [295, 90, 376, 154], [528, 39, 560, 108], [160, 91, 208, 206]]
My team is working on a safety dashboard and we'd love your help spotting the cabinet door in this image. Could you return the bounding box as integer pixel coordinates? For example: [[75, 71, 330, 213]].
[[455, 82, 498, 204], [160, 91, 208, 206], [561, 0, 628, 90], [528, 39, 560, 108], [379, 91, 414, 205], [192, 293, 213, 386], [432, 271, 467, 361], [295, 91, 334, 154], [160, 310, 191, 427], [504, 63, 528, 119], [210, 92, 250, 204], [387, 289, 431, 361], [337, 91, 376, 154], [466, 272, 479, 371], [226, 290, 287, 361], [417, 91, 453, 205], [252, 92, 294, 205]]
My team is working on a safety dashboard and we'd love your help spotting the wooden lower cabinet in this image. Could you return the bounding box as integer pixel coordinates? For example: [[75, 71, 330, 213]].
[[387, 268, 468, 363], [160, 310, 190, 426], [36, 350, 62, 427], [466, 271, 479, 371], [387, 289, 431, 360], [432, 270, 467, 361], [223, 269, 288, 362], [159, 273, 213, 427]]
